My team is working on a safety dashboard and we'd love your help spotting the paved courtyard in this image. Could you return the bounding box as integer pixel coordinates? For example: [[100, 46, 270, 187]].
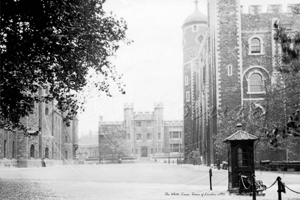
[[0, 163, 299, 200]]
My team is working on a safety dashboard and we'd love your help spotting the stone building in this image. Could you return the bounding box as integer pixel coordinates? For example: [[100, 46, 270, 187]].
[[79, 103, 183, 161], [182, 1, 300, 165], [124, 103, 183, 158], [0, 88, 79, 167]]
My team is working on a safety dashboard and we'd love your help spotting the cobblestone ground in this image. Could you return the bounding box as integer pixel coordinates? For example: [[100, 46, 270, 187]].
[[0, 164, 299, 200]]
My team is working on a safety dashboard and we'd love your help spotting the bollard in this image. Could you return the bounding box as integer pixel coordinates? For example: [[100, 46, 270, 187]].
[[209, 168, 212, 190], [252, 174, 256, 200], [277, 176, 286, 200]]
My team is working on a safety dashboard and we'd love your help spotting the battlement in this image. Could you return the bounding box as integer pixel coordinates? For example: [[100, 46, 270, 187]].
[[164, 120, 183, 126], [154, 102, 164, 109], [133, 112, 154, 120], [99, 121, 123, 125], [241, 4, 300, 14], [124, 103, 134, 109]]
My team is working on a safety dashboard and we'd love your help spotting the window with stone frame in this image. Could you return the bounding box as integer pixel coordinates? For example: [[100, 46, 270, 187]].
[[158, 133, 161, 140], [170, 131, 181, 139], [135, 121, 141, 127], [45, 147, 49, 158], [227, 64, 233, 76], [128, 134, 130, 140], [4, 140, 7, 158], [170, 144, 180, 152], [30, 144, 35, 158], [136, 133, 141, 140], [185, 76, 189, 86], [12, 141, 15, 158], [147, 133, 152, 140], [250, 38, 261, 53], [248, 73, 264, 93], [186, 91, 190, 102]]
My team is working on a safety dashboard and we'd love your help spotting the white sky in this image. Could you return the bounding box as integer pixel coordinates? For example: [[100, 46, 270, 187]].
[[78, 0, 299, 136]]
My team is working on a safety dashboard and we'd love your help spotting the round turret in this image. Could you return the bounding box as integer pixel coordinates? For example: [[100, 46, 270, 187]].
[[182, 0, 207, 28]]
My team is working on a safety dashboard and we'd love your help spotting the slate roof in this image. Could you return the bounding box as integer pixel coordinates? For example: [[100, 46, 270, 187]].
[[223, 130, 258, 143]]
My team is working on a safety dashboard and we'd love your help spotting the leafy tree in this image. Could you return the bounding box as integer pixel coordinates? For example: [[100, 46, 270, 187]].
[[99, 125, 130, 160], [0, 0, 130, 135]]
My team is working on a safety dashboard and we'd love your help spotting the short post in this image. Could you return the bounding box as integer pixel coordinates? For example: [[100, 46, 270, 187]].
[[252, 174, 256, 200], [277, 177, 282, 200], [209, 168, 212, 190], [277, 176, 285, 200]]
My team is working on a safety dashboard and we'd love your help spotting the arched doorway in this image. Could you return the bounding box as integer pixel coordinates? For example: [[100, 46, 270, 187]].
[[45, 147, 49, 158], [30, 145, 35, 158], [141, 146, 147, 157]]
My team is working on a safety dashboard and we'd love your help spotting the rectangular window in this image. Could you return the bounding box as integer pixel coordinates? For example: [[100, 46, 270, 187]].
[[158, 133, 161, 140], [136, 149, 138, 154], [147, 133, 152, 140], [136, 121, 141, 127], [136, 133, 141, 140], [128, 134, 130, 140], [170, 144, 180, 152], [170, 131, 181, 139], [186, 91, 190, 102], [65, 136, 68, 143], [146, 121, 152, 127], [12, 141, 15, 158], [185, 76, 189, 86], [151, 148, 153, 153], [4, 140, 7, 158], [227, 65, 232, 76]]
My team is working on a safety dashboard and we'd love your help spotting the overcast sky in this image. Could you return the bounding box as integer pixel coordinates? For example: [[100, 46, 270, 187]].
[[78, 0, 299, 136]]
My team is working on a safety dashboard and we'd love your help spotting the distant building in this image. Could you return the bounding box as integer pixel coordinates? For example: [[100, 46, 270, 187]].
[[182, 1, 300, 165], [124, 103, 183, 158], [0, 88, 78, 167], [78, 103, 183, 160]]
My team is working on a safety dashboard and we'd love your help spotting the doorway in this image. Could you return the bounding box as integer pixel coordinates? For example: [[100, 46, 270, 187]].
[[141, 146, 148, 157]]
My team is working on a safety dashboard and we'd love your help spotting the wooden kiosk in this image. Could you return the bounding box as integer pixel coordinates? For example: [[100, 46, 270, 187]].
[[223, 124, 258, 193]]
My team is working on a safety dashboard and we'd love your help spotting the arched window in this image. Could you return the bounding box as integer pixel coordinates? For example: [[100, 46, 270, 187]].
[[30, 145, 35, 158], [45, 107, 49, 115], [251, 38, 261, 53], [45, 147, 49, 158], [249, 73, 264, 93], [185, 76, 189, 86], [186, 91, 190, 102]]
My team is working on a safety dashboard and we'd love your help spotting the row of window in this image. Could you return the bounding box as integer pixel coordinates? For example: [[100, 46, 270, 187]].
[[185, 72, 265, 102], [130, 145, 182, 154], [128, 132, 182, 141], [29, 145, 68, 159], [135, 120, 164, 127]]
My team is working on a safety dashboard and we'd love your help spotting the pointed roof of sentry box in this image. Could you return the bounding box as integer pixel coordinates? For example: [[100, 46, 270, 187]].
[[223, 124, 258, 143]]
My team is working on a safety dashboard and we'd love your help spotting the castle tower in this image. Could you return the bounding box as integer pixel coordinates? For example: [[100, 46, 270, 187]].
[[182, 0, 207, 164], [153, 103, 164, 153], [123, 103, 134, 156], [208, 0, 242, 111]]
